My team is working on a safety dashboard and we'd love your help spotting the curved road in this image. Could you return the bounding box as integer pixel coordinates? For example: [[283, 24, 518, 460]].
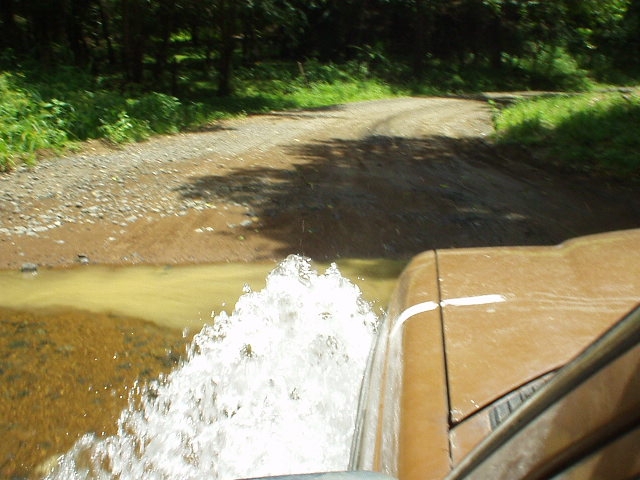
[[0, 97, 638, 268]]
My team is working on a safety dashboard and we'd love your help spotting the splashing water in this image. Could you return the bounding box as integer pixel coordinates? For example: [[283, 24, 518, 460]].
[[46, 255, 379, 480]]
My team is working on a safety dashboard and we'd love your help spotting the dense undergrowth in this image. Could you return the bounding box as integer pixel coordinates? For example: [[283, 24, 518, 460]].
[[0, 61, 407, 170], [1, 55, 639, 178], [493, 90, 640, 181], [0, 69, 208, 170]]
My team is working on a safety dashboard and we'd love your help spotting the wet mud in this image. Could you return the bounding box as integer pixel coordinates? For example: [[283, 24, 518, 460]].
[[0, 307, 191, 478]]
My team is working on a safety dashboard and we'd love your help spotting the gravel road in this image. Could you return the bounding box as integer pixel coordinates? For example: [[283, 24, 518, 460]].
[[0, 96, 638, 269]]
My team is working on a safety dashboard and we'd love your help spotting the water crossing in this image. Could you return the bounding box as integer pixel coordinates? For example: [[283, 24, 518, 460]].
[[45, 255, 379, 479]]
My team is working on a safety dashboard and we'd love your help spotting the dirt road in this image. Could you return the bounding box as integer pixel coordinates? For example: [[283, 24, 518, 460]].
[[1, 96, 638, 269]]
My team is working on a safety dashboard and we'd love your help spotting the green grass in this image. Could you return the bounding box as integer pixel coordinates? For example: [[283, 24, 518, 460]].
[[0, 63, 406, 170], [240, 79, 403, 109], [225, 61, 407, 109], [0, 73, 69, 169], [2, 52, 636, 172], [0, 71, 212, 170], [493, 90, 640, 180]]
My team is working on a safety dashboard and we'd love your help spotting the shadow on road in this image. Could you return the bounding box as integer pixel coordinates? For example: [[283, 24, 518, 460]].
[[177, 134, 640, 260]]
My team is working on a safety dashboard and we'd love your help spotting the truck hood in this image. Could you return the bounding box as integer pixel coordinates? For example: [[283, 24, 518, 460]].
[[437, 228, 640, 422], [358, 229, 640, 480]]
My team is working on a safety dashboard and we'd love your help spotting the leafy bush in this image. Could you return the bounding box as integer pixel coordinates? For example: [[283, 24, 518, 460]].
[[494, 91, 640, 179], [64, 90, 192, 141], [231, 60, 404, 110], [3, 56, 631, 172], [508, 47, 594, 91], [0, 66, 216, 167], [0, 73, 68, 170], [99, 111, 151, 144], [287, 79, 400, 108], [127, 93, 183, 134]]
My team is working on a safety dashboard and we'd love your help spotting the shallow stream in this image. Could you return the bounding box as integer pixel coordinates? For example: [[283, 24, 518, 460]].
[[0, 259, 403, 330], [0, 258, 404, 478]]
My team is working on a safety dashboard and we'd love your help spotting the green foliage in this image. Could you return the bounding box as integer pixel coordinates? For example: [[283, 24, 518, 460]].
[[0, 68, 214, 168], [494, 90, 640, 179], [0, 74, 68, 170], [3, 0, 638, 176], [2, 56, 638, 175], [508, 47, 594, 91], [226, 60, 407, 110], [98, 111, 151, 144], [2, 0, 639, 97], [64, 90, 202, 142], [0, 63, 406, 170], [127, 93, 183, 134], [288, 79, 401, 108]]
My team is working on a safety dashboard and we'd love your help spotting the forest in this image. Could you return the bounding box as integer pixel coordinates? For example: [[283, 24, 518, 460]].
[[1, 0, 639, 171], [2, 0, 639, 93]]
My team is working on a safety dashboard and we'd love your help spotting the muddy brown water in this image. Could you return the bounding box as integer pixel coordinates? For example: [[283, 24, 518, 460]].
[[0, 259, 403, 478]]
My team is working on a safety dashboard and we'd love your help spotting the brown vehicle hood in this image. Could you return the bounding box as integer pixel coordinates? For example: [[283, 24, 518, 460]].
[[353, 229, 639, 480], [437, 228, 640, 423]]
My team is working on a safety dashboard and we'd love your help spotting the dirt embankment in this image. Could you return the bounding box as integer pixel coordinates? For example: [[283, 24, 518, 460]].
[[1, 96, 638, 270]]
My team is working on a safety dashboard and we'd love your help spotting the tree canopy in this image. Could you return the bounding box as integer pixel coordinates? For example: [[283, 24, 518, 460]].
[[1, 0, 638, 94]]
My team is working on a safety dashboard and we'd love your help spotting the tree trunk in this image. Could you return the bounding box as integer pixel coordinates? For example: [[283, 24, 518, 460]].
[[412, 3, 429, 77], [66, 0, 90, 67], [98, 0, 117, 66], [121, 0, 146, 84], [0, 0, 21, 51], [217, 0, 236, 96]]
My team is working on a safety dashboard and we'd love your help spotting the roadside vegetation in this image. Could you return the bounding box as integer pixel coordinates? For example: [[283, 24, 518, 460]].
[[1, 0, 639, 174], [2, 56, 638, 173], [493, 90, 640, 181], [0, 62, 405, 170]]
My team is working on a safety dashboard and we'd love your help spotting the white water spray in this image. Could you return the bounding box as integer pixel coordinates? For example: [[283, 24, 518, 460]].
[[46, 255, 379, 480]]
